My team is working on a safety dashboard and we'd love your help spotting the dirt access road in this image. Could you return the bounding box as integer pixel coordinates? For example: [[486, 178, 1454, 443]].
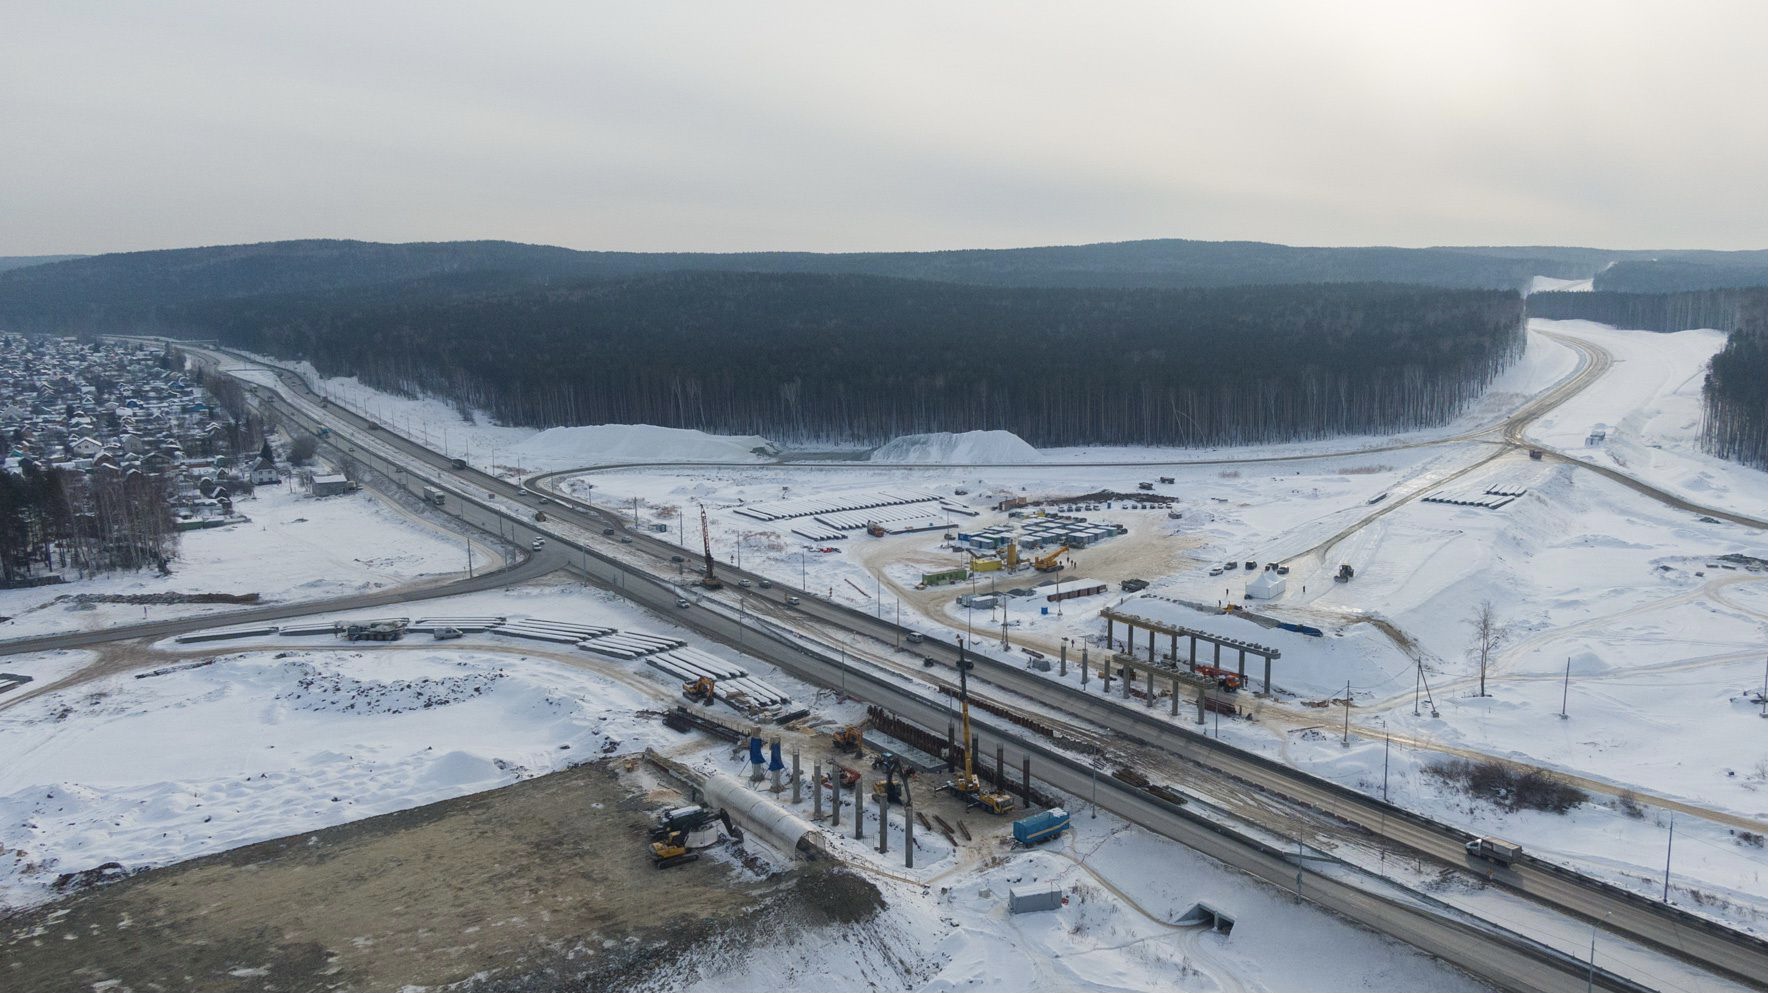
[[0, 760, 881, 993]]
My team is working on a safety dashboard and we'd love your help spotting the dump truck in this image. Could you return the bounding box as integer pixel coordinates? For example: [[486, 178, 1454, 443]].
[[1012, 808, 1071, 846], [1465, 836, 1523, 865]]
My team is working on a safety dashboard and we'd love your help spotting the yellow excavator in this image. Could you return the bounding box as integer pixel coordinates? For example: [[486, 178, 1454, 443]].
[[1033, 545, 1068, 573], [946, 639, 1015, 815], [682, 676, 716, 705]]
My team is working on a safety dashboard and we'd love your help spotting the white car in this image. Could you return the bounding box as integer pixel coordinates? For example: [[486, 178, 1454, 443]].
[[676, 598, 691, 608], [531, 538, 545, 550]]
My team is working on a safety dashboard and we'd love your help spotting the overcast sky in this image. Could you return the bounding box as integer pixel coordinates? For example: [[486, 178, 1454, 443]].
[[3, 1, 1764, 255]]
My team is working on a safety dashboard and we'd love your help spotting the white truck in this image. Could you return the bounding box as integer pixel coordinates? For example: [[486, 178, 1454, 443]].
[[1464, 836, 1523, 865], [422, 486, 445, 507]]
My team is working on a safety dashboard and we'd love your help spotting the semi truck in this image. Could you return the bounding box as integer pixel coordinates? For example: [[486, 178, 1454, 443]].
[[1464, 836, 1523, 865]]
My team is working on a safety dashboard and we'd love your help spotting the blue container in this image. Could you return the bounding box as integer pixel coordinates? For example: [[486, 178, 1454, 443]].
[[1013, 808, 1071, 846]]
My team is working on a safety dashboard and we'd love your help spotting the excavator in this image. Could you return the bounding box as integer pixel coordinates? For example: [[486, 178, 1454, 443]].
[[1033, 545, 1069, 573], [698, 504, 723, 590], [944, 638, 1016, 815], [648, 805, 741, 868], [872, 753, 915, 805], [832, 724, 865, 753], [682, 675, 716, 705]]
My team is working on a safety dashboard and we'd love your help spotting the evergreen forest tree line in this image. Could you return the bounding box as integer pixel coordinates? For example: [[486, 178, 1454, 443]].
[[172, 272, 1525, 448]]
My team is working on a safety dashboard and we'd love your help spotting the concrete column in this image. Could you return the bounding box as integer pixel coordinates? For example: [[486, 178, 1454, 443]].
[[1081, 647, 1090, 688], [904, 793, 915, 869], [854, 781, 864, 839], [792, 750, 802, 804], [1171, 677, 1181, 716], [1122, 662, 1132, 699], [1189, 633, 1198, 669], [830, 772, 840, 827], [1196, 687, 1207, 725], [1264, 655, 1272, 695], [1147, 628, 1156, 666], [1237, 648, 1247, 686], [946, 723, 956, 772], [1213, 642, 1221, 666], [994, 743, 1005, 790], [1059, 642, 1067, 677], [813, 763, 824, 820], [1021, 755, 1032, 801], [1106, 616, 1115, 647], [877, 794, 889, 854]]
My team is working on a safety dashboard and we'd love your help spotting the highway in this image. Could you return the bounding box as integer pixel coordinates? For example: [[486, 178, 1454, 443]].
[[78, 340, 1767, 991]]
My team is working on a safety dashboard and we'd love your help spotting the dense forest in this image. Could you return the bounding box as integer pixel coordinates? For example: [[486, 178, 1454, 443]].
[[1593, 259, 1765, 293], [2, 239, 1763, 337], [1527, 287, 1766, 334], [173, 273, 1523, 447], [0, 463, 180, 583], [1701, 325, 1767, 470]]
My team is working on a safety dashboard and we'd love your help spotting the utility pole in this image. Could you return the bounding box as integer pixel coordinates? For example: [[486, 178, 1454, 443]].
[[1414, 661, 1421, 717], [1342, 680, 1351, 747], [894, 599, 901, 652], [466, 538, 474, 578], [1382, 731, 1391, 802], [1663, 814, 1676, 902], [1560, 656, 1571, 719]]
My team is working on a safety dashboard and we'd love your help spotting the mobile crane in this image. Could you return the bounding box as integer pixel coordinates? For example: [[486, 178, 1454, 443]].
[[698, 504, 723, 590], [1033, 545, 1069, 573], [945, 638, 1015, 815]]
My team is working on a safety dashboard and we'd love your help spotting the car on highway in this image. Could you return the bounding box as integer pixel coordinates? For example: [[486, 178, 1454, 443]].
[[601, 527, 615, 536], [538, 496, 553, 504], [366, 423, 381, 431], [451, 458, 467, 469], [619, 536, 633, 544], [531, 538, 545, 550], [906, 632, 924, 644], [670, 554, 685, 563], [517, 486, 529, 495], [785, 595, 801, 606], [738, 579, 752, 587], [758, 579, 772, 589], [675, 598, 691, 608]]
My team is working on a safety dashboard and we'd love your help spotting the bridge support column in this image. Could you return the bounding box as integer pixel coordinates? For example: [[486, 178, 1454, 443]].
[[813, 763, 823, 820], [1238, 648, 1247, 687], [1059, 642, 1067, 677], [792, 749, 802, 804], [995, 743, 1005, 790], [1196, 687, 1207, 725], [1147, 628, 1156, 666], [1122, 662, 1131, 699], [877, 794, 888, 854], [1189, 633, 1198, 669], [1264, 656, 1273, 695], [854, 781, 864, 839], [1171, 677, 1181, 716]]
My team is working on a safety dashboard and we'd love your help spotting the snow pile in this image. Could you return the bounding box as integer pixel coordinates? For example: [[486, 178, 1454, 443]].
[[509, 424, 778, 466], [1526, 275, 1594, 295], [870, 430, 1041, 464]]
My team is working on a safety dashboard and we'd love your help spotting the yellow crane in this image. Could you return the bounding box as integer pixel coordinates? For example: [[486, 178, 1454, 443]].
[[948, 638, 1015, 815], [1033, 545, 1069, 573]]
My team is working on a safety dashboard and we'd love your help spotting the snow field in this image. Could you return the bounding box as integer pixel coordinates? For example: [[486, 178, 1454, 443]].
[[0, 483, 488, 641]]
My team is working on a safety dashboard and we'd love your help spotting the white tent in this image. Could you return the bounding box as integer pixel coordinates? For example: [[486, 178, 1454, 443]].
[[1245, 570, 1287, 600]]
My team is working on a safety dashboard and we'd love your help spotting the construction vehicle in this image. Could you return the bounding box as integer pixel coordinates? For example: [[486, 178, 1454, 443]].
[[871, 753, 915, 804], [682, 676, 716, 705], [1336, 563, 1355, 583], [945, 640, 1016, 815], [421, 486, 446, 507], [648, 805, 740, 868], [1193, 664, 1243, 691], [865, 521, 886, 537], [1032, 545, 1068, 573], [1528, 449, 1543, 461], [697, 504, 723, 590], [1138, 481, 1154, 491], [832, 724, 865, 753]]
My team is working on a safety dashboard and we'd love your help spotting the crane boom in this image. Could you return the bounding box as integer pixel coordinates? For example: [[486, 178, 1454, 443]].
[[698, 505, 723, 589]]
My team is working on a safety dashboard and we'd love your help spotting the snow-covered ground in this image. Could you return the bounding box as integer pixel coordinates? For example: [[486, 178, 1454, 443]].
[[1526, 318, 1766, 520], [0, 483, 493, 642], [0, 579, 1490, 991]]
